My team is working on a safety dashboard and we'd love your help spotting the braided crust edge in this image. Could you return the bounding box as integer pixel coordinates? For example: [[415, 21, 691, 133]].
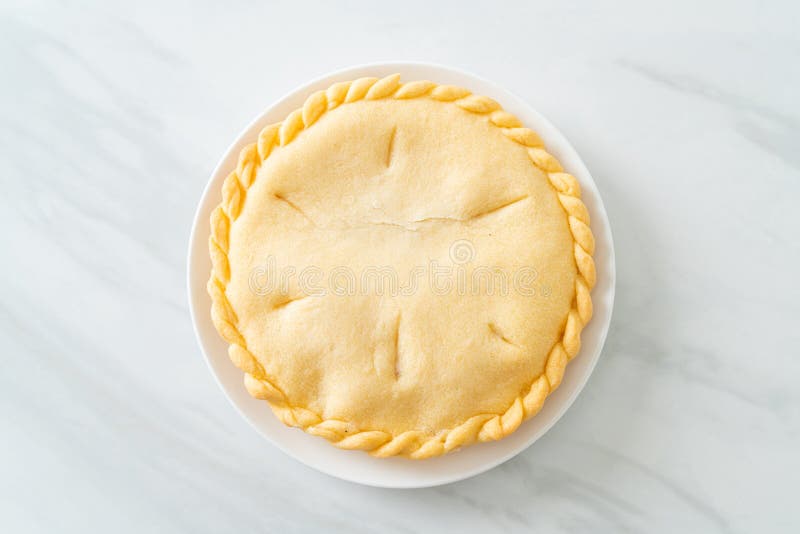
[[208, 74, 596, 459]]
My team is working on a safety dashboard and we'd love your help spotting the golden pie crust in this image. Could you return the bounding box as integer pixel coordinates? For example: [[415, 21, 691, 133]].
[[208, 75, 596, 459]]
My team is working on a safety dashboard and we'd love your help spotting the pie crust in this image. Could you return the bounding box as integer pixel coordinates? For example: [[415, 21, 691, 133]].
[[208, 74, 596, 459]]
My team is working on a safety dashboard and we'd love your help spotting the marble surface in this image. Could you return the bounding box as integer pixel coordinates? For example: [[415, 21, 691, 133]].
[[2, 1, 798, 532]]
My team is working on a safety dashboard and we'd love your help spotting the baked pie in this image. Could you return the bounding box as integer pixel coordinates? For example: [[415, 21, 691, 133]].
[[208, 74, 595, 459]]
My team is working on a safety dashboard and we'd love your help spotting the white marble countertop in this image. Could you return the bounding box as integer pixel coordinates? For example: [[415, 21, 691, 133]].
[[2, 1, 798, 532]]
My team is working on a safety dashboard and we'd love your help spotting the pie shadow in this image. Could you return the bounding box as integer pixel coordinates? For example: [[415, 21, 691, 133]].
[[412, 155, 673, 514], [401, 152, 672, 516]]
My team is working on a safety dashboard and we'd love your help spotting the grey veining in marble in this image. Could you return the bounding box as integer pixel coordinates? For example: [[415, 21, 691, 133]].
[[2, 1, 799, 532]]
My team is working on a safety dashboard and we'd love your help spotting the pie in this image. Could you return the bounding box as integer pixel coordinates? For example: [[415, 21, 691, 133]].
[[208, 74, 596, 459]]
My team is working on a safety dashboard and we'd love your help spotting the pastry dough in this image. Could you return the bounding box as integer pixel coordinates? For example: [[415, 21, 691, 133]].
[[208, 75, 595, 458]]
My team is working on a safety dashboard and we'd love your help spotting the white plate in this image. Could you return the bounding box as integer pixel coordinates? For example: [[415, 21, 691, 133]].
[[187, 62, 615, 488]]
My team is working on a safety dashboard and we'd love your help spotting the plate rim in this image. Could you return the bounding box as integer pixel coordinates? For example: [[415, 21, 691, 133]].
[[187, 60, 616, 488]]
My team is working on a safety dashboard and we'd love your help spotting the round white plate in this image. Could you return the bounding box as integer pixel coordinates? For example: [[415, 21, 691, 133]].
[[188, 62, 615, 488]]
